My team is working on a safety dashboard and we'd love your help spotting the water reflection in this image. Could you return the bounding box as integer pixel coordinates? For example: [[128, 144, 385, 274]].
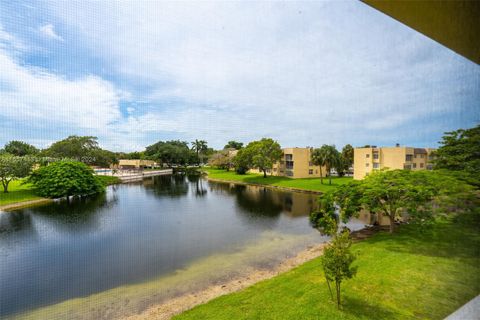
[[0, 175, 320, 317], [146, 174, 190, 197], [0, 211, 33, 234], [208, 182, 318, 218]]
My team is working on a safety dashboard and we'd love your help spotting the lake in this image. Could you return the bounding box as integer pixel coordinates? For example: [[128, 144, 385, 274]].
[[0, 175, 366, 319]]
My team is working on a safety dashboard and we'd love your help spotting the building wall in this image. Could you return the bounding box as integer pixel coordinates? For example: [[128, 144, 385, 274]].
[[118, 159, 156, 168], [354, 146, 436, 180], [249, 147, 326, 179]]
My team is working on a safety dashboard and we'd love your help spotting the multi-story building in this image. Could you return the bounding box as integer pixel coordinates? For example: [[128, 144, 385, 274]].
[[118, 159, 157, 169], [250, 147, 327, 179], [353, 146, 436, 180]]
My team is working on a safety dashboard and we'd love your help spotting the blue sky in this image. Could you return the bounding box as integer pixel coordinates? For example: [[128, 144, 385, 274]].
[[0, 1, 478, 151]]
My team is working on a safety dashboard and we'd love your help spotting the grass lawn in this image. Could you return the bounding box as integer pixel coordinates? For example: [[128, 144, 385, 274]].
[[0, 179, 43, 206], [175, 212, 480, 320], [203, 167, 352, 192], [96, 175, 121, 186]]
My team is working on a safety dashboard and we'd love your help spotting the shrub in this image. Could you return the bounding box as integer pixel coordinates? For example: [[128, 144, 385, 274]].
[[28, 161, 105, 198]]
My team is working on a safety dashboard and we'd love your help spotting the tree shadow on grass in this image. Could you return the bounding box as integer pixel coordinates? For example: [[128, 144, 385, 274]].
[[341, 295, 400, 319], [364, 215, 480, 262]]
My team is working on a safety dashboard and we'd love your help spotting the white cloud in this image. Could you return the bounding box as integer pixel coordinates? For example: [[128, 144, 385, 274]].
[[39, 23, 63, 41], [1, 2, 478, 151], [44, 1, 478, 149], [0, 47, 122, 134]]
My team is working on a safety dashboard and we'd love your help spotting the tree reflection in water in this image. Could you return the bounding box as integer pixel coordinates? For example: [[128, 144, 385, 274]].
[[0, 211, 33, 235], [208, 181, 318, 219], [148, 174, 190, 197]]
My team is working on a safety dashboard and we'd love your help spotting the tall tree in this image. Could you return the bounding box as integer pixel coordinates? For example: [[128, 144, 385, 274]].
[[311, 145, 340, 185], [339, 144, 354, 176], [145, 140, 196, 167], [0, 156, 34, 193], [237, 138, 282, 178], [41, 136, 116, 167], [191, 139, 208, 165], [4, 141, 39, 156], [434, 124, 480, 186], [224, 141, 243, 150]]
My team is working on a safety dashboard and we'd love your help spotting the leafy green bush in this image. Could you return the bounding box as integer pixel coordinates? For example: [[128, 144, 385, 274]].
[[28, 161, 105, 198]]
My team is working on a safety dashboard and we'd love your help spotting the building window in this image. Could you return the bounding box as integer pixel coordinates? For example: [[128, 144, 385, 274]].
[[309, 169, 313, 175], [366, 163, 369, 167], [273, 168, 277, 172], [286, 161, 294, 169], [413, 163, 417, 169], [373, 152, 379, 160], [286, 170, 293, 177], [420, 154, 424, 158], [373, 163, 379, 169], [405, 154, 413, 161], [366, 154, 370, 158], [426, 164, 433, 170], [285, 154, 293, 161], [420, 163, 424, 168], [404, 164, 412, 170]]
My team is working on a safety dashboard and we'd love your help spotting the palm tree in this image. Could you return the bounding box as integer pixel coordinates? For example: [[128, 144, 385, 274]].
[[311, 145, 341, 185], [191, 139, 208, 166], [311, 148, 326, 184]]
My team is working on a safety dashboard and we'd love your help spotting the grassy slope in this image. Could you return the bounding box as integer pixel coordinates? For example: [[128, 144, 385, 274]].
[[176, 212, 480, 320], [204, 168, 352, 192], [0, 180, 43, 206]]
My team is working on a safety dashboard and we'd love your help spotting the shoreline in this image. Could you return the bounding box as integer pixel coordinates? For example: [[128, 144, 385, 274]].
[[124, 226, 380, 320], [205, 176, 324, 195], [2, 170, 324, 211], [0, 198, 53, 212], [123, 243, 328, 320]]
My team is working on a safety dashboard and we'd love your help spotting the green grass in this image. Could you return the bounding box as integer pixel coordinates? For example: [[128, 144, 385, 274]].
[[175, 212, 480, 320], [0, 179, 43, 206], [0, 176, 121, 207], [96, 175, 121, 186], [203, 167, 352, 192]]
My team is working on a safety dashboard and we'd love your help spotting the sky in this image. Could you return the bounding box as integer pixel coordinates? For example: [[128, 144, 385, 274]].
[[0, 1, 478, 152]]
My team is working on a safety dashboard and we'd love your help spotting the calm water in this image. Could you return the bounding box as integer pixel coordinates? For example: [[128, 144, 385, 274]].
[[0, 175, 365, 318]]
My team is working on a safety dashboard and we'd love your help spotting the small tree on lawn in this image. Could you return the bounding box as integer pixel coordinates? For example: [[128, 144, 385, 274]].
[[310, 188, 359, 306], [322, 230, 357, 309], [0, 155, 34, 193]]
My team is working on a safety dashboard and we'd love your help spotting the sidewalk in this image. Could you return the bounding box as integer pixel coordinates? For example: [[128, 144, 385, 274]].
[[445, 295, 480, 320]]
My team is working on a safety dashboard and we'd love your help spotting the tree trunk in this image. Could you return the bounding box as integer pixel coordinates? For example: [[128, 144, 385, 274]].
[[389, 214, 395, 233], [2, 180, 9, 193], [326, 277, 334, 301], [336, 281, 341, 309], [263, 169, 267, 178], [328, 169, 332, 185], [319, 167, 323, 184]]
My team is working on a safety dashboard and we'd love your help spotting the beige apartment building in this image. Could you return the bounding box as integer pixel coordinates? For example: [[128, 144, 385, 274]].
[[118, 159, 157, 169], [354, 146, 436, 180], [250, 147, 327, 179]]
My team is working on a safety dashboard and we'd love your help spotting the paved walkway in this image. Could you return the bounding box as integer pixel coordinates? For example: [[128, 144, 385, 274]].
[[445, 295, 480, 320], [97, 169, 173, 182]]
